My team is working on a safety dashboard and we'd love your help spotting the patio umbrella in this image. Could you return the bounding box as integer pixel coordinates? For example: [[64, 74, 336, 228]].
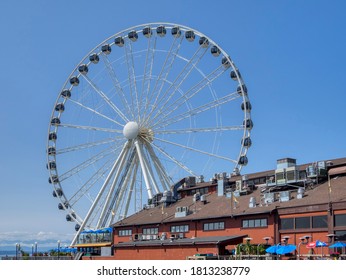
[[276, 244, 296, 255], [265, 245, 279, 254], [316, 240, 327, 247], [306, 241, 316, 249], [314, 240, 328, 256], [329, 241, 346, 248]]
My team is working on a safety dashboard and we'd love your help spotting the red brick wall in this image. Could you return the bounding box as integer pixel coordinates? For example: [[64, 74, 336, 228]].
[[113, 245, 219, 260], [114, 214, 276, 248]]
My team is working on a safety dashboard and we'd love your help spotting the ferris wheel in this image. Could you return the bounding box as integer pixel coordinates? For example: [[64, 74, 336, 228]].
[[46, 23, 252, 245]]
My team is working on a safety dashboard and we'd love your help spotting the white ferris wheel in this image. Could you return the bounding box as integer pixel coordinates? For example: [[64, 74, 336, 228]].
[[46, 23, 253, 245]]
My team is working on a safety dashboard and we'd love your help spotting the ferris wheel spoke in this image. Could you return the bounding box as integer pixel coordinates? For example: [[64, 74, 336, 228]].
[[139, 34, 157, 123], [156, 125, 244, 135], [144, 142, 171, 191], [68, 158, 114, 207], [151, 64, 227, 127], [56, 137, 119, 155], [67, 98, 124, 127], [151, 141, 198, 177], [143, 35, 184, 125], [58, 123, 123, 134], [147, 45, 209, 126], [80, 74, 129, 123], [58, 144, 118, 182], [155, 137, 238, 164], [100, 54, 135, 120], [124, 38, 140, 121], [153, 92, 241, 130]]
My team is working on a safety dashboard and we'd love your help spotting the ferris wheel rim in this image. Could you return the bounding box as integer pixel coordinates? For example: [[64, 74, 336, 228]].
[[46, 22, 252, 244]]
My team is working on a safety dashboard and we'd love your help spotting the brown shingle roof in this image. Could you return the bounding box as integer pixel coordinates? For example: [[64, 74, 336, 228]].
[[113, 159, 346, 228]]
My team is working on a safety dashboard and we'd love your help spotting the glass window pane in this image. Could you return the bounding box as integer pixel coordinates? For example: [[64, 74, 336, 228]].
[[248, 220, 255, 228], [312, 216, 328, 228], [254, 219, 261, 227], [281, 218, 294, 230], [335, 214, 346, 227], [335, 230, 346, 241], [242, 220, 249, 228], [261, 219, 267, 227], [296, 217, 310, 229]]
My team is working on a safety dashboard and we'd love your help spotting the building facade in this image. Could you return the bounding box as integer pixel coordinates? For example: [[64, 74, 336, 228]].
[[79, 157, 346, 260]]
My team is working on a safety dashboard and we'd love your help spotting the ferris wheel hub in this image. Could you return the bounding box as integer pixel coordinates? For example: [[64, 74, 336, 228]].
[[123, 121, 139, 139]]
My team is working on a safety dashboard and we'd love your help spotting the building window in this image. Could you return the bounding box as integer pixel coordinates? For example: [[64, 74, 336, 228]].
[[143, 228, 159, 235], [295, 217, 310, 229], [312, 215, 328, 228], [280, 218, 294, 230], [335, 230, 346, 241], [118, 229, 132, 236], [335, 214, 346, 227], [203, 222, 225, 231], [171, 225, 189, 233], [242, 218, 267, 228]]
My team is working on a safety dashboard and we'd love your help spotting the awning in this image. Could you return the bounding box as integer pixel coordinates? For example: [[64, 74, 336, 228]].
[[329, 166, 346, 176], [74, 242, 112, 248], [114, 235, 246, 248]]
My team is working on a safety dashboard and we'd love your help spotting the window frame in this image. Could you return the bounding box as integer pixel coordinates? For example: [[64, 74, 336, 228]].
[[203, 221, 225, 231], [242, 218, 268, 228]]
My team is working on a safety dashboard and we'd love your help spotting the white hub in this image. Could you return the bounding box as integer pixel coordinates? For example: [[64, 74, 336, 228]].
[[123, 121, 139, 140]]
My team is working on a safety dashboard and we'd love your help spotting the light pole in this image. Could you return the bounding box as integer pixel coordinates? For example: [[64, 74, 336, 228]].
[[35, 242, 38, 260], [257, 237, 271, 259], [31, 244, 34, 259], [297, 235, 311, 259], [326, 233, 336, 257], [282, 235, 290, 245], [244, 237, 252, 259], [57, 240, 60, 260], [15, 243, 19, 260]]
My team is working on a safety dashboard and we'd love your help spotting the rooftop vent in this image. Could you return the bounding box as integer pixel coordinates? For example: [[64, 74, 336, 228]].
[[297, 187, 305, 199], [249, 197, 256, 208], [175, 206, 189, 218], [279, 191, 290, 202], [263, 193, 275, 204]]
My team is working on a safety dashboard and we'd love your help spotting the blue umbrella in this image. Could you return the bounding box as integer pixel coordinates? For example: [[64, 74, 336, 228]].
[[266, 245, 280, 254], [315, 240, 327, 247], [276, 244, 296, 255], [329, 241, 346, 248]]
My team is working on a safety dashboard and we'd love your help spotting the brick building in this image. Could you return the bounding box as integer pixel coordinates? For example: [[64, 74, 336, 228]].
[[79, 157, 346, 260]]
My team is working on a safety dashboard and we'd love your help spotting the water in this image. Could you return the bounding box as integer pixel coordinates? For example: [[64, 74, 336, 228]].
[[0, 250, 16, 258]]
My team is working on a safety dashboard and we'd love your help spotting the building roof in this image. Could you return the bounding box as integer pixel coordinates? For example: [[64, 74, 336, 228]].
[[113, 158, 346, 228], [114, 235, 247, 248]]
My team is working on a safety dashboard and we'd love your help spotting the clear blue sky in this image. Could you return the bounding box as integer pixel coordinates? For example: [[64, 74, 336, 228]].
[[1, 0, 345, 249]]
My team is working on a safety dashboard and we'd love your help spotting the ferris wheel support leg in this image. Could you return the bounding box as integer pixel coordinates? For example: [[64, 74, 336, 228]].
[[134, 140, 154, 199], [122, 166, 137, 219], [70, 142, 130, 246], [108, 156, 136, 223], [96, 143, 132, 228], [145, 143, 170, 191]]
